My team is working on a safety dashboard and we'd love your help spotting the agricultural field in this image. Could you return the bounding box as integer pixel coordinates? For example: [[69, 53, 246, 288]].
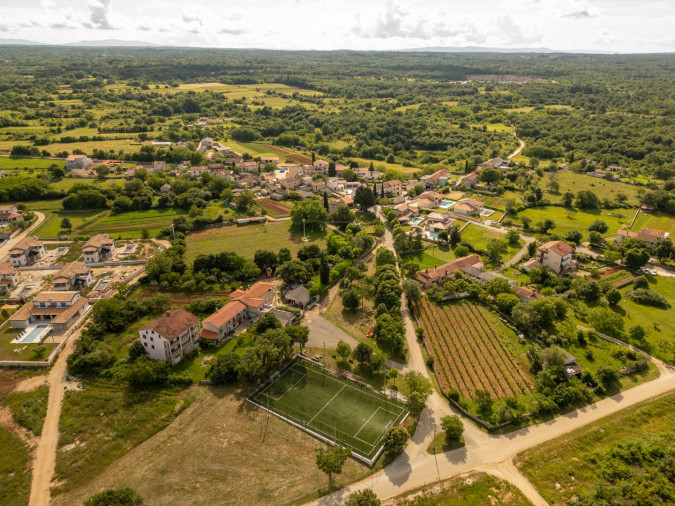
[[386, 471, 532, 506], [415, 299, 534, 399], [515, 392, 675, 505], [593, 267, 635, 287], [185, 220, 326, 264], [34, 209, 108, 238], [514, 206, 631, 239], [0, 157, 65, 169], [250, 358, 407, 461], [539, 170, 642, 206], [258, 198, 292, 216]]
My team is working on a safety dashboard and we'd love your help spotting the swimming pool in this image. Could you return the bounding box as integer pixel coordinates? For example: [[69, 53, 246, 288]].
[[410, 217, 424, 225], [438, 200, 456, 209], [427, 232, 439, 239], [12, 324, 50, 344]]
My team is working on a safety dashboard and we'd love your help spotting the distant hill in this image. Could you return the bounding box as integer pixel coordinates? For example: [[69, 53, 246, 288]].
[[0, 38, 47, 46], [0, 38, 156, 47], [402, 45, 612, 54]]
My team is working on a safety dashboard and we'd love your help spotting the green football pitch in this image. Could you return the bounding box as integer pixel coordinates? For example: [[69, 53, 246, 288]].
[[250, 358, 408, 462]]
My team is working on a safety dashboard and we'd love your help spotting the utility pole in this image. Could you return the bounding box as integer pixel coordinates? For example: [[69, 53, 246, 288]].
[[433, 422, 440, 481], [302, 218, 306, 241]]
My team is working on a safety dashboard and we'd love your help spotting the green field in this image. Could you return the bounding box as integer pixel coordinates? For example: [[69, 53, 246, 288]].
[[250, 359, 407, 461], [515, 206, 631, 239], [0, 428, 31, 506], [630, 211, 675, 237], [516, 392, 675, 505], [185, 219, 326, 263], [460, 223, 523, 264], [34, 209, 107, 238], [0, 157, 65, 169], [401, 245, 456, 269], [3, 385, 49, 436], [540, 170, 642, 205]]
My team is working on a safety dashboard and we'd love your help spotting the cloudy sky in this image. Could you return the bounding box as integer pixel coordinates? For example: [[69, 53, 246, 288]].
[[0, 0, 673, 52]]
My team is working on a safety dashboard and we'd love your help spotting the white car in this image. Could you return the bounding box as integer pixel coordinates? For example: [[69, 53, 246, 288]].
[[651, 269, 658, 276]]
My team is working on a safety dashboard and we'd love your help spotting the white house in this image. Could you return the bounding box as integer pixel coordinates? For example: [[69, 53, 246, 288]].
[[51, 262, 93, 291], [200, 282, 275, 345], [65, 154, 92, 170], [453, 198, 484, 216], [9, 291, 89, 334], [8, 237, 46, 267], [82, 234, 115, 264], [313, 159, 329, 173], [138, 309, 201, 365], [0, 205, 23, 224], [527, 240, 575, 274], [0, 261, 19, 294]]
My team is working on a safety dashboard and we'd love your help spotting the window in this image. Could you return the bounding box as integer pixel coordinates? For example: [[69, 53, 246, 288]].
[[150, 336, 154, 341], [151, 345, 155, 349]]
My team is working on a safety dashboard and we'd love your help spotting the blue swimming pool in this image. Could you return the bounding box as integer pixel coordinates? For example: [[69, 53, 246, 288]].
[[427, 232, 439, 239], [20, 324, 49, 344], [410, 217, 424, 225], [438, 200, 456, 209]]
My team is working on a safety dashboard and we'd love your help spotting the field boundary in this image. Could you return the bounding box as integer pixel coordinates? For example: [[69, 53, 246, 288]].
[[247, 355, 408, 466]]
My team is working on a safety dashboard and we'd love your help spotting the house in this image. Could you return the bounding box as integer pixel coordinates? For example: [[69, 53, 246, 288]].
[[283, 284, 312, 308], [559, 348, 582, 378], [523, 240, 575, 274], [153, 160, 167, 171], [198, 137, 213, 153], [383, 179, 403, 196], [420, 169, 449, 189], [51, 262, 93, 291], [586, 169, 619, 180], [479, 157, 509, 171], [310, 180, 327, 194], [82, 234, 115, 264], [425, 212, 455, 232], [326, 177, 344, 192], [278, 163, 301, 172], [416, 254, 481, 289], [313, 160, 329, 173], [328, 197, 353, 213], [414, 191, 442, 210], [187, 166, 209, 178], [639, 204, 655, 213], [200, 282, 275, 345], [456, 172, 479, 188], [0, 205, 23, 224], [160, 183, 171, 194], [0, 262, 19, 294], [9, 291, 89, 334], [65, 154, 92, 170], [453, 198, 484, 216], [9, 237, 46, 267], [279, 174, 303, 190], [138, 309, 200, 365], [392, 203, 418, 224], [615, 227, 668, 245], [514, 285, 540, 302], [261, 156, 280, 166], [355, 168, 383, 181]]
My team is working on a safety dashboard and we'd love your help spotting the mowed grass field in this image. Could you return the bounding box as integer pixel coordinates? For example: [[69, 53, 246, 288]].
[[515, 392, 675, 505], [250, 359, 407, 460], [540, 170, 642, 205], [514, 206, 632, 239], [630, 211, 675, 237], [185, 219, 326, 263]]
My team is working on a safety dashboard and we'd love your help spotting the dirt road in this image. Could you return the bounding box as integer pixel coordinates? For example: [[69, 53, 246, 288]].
[[29, 315, 88, 506], [508, 138, 525, 159]]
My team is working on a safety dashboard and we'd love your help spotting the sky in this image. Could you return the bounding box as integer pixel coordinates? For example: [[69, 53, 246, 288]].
[[0, 0, 673, 53]]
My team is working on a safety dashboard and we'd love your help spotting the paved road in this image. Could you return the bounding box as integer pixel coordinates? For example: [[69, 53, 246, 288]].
[[309, 206, 675, 505], [0, 211, 45, 261]]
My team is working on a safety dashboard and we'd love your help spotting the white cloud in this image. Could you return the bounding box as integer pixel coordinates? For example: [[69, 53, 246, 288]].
[[87, 0, 116, 30], [560, 0, 599, 19]]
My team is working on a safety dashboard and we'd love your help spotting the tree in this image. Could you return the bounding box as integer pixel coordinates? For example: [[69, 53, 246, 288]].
[[506, 229, 520, 246], [342, 288, 361, 311], [402, 278, 421, 302], [589, 231, 605, 246], [441, 415, 464, 441], [278, 248, 292, 263], [474, 389, 494, 419], [382, 426, 409, 455], [323, 191, 329, 211], [315, 444, 351, 487], [336, 341, 351, 360], [343, 168, 357, 182], [480, 167, 501, 183], [60, 217, 72, 230], [655, 237, 675, 261], [449, 226, 461, 247], [486, 278, 512, 297], [387, 367, 398, 385], [575, 190, 601, 209], [354, 185, 376, 211], [562, 190, 574, 207], [629, 324, 646, 341], [253, 249, 278, 272], [485, 239, 507, 261], [235, 190, 256, 212], [94, 164, 109, 179], [290, 199, 328, 231], [370, 352, 386, 372], [278, 260, 311, 285], [328, 161, 336, 177], [346, 489, 381, 506], [353, 342, 373, 366], [207, 353, 240, 384], [588, 219, 609, 233], [495, 293, 520, 315], [84, 488, 143, 506], [565, 230, 583, 244], [588, 307, 624, 337], [624, 248, 650, 270], [319, 254, 330, 286], [606, 288, 622, 306], [330, 205, 355, 231], [595, 365, 618, 389]]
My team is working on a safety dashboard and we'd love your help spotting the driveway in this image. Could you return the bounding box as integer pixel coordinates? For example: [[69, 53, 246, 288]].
[[0, 211, 45, 261], [304, 312, 358, 349]]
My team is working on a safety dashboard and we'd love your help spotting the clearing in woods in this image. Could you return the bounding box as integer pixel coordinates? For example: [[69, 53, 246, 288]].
[[250, 358, 407, 463]]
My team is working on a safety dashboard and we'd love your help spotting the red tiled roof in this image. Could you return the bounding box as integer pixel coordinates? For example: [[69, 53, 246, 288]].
[[540, 240, 574, 256], [203, 301, 247, 328], [139, 309, 199, 340], [200, 328, 219, 340], [417, 255, 481, 284]]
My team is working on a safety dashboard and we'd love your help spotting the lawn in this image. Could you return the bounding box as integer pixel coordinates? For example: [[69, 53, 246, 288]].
[[390, 471, 532, 506], [515, 392, 675, 505], [630, 210, 675, 237], [0, 428, 31, 506], [460, 223, 522, 264], [0, 326, 57, 362], [34, 209, 108, 238], [539, 170, 642, 206], [249, 358, 408, 462], [514, 206, 631, 240], [54, 379, 190, 495], [185, 219, 327, 264], [400, 245, 456, 270], [3, 384, 49, 435], [0, 157, 65, 169]]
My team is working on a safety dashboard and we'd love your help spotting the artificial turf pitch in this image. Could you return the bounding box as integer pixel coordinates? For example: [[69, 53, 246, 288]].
[[250, 358, 407, 462]]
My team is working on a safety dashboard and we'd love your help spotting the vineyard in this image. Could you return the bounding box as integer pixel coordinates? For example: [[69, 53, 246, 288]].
[[415, 298, 534, 399]]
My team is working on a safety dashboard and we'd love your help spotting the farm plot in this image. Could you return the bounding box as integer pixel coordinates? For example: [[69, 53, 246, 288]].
[[415, 299, 534, 399], [259, 198, 292, 215]]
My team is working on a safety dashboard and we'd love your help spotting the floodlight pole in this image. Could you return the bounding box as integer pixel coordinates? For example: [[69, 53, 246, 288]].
[[383, 368, 388, 413], [303, 218, 306, 240], [322, 341, 326, 387]]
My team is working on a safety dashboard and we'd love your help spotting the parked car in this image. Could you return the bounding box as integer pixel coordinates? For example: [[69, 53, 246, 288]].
[[651, 269, 658, 276]]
